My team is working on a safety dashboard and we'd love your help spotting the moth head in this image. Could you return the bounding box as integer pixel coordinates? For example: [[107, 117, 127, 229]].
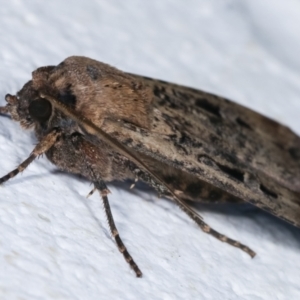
[[1, 80, 52, 129]]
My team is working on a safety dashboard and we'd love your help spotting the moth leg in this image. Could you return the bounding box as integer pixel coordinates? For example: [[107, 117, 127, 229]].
[[86, 187, 96, 198], [94, 180, 143, 277], [0, 128, 61, 185], [177, 201, 256, 258], [45, 96, 255, 259], [0, 106, 9, 114]]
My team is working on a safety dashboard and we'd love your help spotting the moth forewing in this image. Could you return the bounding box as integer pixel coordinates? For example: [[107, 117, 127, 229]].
[[122, 73, 300, 228], [1, 55, 300, 276]]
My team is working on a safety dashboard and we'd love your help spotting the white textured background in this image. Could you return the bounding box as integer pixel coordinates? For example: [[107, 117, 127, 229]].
[[1, 1, 300, 299]]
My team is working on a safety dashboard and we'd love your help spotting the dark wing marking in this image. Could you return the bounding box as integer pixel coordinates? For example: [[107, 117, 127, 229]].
[[108, 73, 300, 228]]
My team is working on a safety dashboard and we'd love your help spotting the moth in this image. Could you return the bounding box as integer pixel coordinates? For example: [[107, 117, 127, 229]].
[[1, 56, 300, 277]]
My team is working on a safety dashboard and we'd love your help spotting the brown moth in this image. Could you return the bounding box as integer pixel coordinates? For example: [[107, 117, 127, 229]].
[[1, 56, 300, 277]]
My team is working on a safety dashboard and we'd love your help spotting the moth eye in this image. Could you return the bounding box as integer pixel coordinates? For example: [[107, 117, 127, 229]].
[[28, 98, 52, 122]]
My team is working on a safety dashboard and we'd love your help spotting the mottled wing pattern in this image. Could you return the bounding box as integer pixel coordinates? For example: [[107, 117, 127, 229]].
[[109, 74, 300, 228]]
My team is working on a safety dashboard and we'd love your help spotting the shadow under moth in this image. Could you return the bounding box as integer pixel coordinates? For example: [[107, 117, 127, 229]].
[[1, 56, 300, 277]]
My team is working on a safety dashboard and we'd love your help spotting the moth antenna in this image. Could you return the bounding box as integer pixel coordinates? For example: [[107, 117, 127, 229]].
[[174, 200, 256, 258], [42, 94, 256, 258], [0, 129, 61, 185], [94, 181, 142, 277]]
